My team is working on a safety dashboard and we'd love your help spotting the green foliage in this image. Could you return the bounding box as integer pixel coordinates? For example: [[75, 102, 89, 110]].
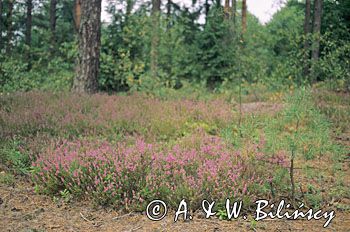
[[60, 189, 73, 203], [197, 8, 231, 87], [314, 89, 350, 135], [265, 3, 305, 86], [266, 88, 334, 160], [0, 55, 74, 92], [0, 140, 31, 175], [99, 11, 149, 92], [1, 0, 349, 92], [0, 172, 15, 185], [318, 37, 350, 90]]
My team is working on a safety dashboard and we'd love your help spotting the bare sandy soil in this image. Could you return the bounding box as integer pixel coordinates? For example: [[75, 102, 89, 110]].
[[1, 179, 349, 232]]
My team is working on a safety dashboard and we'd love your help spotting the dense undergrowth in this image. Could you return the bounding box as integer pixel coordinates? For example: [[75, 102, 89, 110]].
[[1, 86, 347, 212]]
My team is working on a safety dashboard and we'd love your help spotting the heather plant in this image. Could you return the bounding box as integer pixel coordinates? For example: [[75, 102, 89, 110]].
[[0, 92, 233, 141], [32, 131, 289, 210], [1, 88, 344, 212]]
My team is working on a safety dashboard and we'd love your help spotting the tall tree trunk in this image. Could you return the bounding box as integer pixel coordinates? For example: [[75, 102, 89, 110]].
[[50, 0, 57, 47], [73, 0, 81, 33], [0, 0, 3, 50], [6, 0, 13, 55], [311, 0, 323, 81], [224, 0, 230, 20], [312, 0, 322, 61], [72, 0, 102, 94], [26, 0, 32, 70], [166, 0, 171, 29], [151, 0, 160, 78], [231, 0, 236, 26], [125, 0, 133, 24], [204, 0, 210, 20], [25, 0, 32, 47], [242, 0, 247, 35], [303, 0, 311, 77]]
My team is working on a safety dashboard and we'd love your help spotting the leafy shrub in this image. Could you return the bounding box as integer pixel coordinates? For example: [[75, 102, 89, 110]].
[[318, 39, 350, 91], [0, 56, 73, 92], [0, 140, 31, 175]]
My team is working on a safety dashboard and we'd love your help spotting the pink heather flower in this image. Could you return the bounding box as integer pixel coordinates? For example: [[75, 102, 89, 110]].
[[242, 183, 247, 194], [165, 153, 176, 163]]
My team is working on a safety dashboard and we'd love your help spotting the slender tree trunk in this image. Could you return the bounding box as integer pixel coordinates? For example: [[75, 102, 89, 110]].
[[50, 0, 57, 47], [166, 0, 171, 29], [166, 0, 171, 18], [303, 0, 311, 77], [25, 0, 33, 47], [312, 0, 322, 61], [126, 0, 133, 16], [231, 0, 236, 26], [290, 149, 295, 205], [151, 0, 161, 78], [242, 0, 247, 35], [311, 0, 323, 81], [26, 0, 32, 70], [6, 0, 13, 55], [73, 0, 81, 33], [205, 0, 210, 20], [224, 0, 230, 20], [72, 0, 102, 94], [125, 0, 133, 24], [0, 0, 3, 50]]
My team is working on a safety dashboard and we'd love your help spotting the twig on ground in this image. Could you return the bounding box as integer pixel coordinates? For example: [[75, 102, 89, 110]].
[[80, 212, 93, 223], [80, 212, 102, 227], [128, 226, 142, 232], [112, 212, 135, 220]]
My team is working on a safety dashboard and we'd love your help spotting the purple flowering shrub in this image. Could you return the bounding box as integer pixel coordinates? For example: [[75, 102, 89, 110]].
[[32, 132, 289, 209], [1, 92, 293, 210], [0, 92, 232, 140]]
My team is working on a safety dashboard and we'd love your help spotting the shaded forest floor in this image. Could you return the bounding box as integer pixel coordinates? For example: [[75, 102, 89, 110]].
[[0, 88, 349, 231]]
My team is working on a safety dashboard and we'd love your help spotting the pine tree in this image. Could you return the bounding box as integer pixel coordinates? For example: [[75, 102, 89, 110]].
[[6, 0, 13, 54], [303, 0, 311, 77], [231, 0, 236, 27], [224, 0, 230, 20], [242, 0, 247, 35], [312, 0, 323, 61], [72, 0, 102, 94], [50, 0, 57, 47], [151, 0, 161, 78], [311, 0, 323, 81], [0, 0, 3, 50], [25, 0, 32, 69]]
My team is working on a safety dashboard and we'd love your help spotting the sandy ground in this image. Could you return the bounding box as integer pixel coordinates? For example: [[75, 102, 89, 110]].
[[0, 179, 349, 232]]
